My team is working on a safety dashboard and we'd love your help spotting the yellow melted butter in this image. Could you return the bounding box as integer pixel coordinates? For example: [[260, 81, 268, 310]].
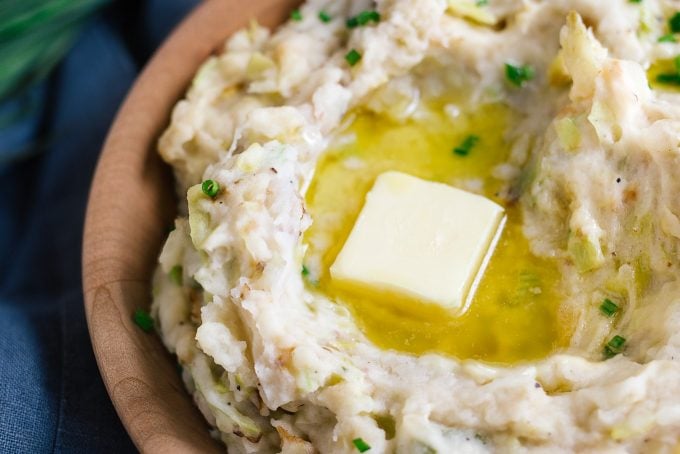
[[304, 101, 570, 364]]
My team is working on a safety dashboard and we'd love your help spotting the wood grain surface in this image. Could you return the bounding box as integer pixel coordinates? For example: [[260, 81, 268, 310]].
[[82, 1, 299, 451]]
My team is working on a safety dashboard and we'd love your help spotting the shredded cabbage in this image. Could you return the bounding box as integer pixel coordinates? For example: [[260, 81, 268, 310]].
[[445, 0, 497, 25], [568, 230, 605, 273], [187, 184, 211, 248], [555, 117, 582, 151]]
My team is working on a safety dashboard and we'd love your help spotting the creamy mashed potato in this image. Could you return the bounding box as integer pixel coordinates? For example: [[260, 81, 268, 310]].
[[151, 0, 680, 451]]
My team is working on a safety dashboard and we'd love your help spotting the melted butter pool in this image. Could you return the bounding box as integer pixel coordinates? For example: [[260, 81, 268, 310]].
[[304, 101, 571, 364]]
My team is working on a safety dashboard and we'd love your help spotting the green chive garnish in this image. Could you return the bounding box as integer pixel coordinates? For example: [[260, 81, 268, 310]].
[[659, 34, 676, 42], [603, 335, 626, 358], [656, 73, 680, 85], [290, 9, 303, 21], [319, 11, 332, 23], [476, 0, 489, 5], [346, 10, 381, 28], [674, 55, 680, 71], [302, 265, 310, 277], [608, 335, 626, 349], [169, 265, 183, 286], [133, 308, 154, 333], [670, 12, 680, 33], [352, 438, 371, 452], [629, 0, 642, 3], [201, 179, 220, 198], [345, 49, 362, 66], [453, 135, 480, 156], [655, 55, 680, 86], [599, 298, 619, 317], [505, 63, 535, 87]]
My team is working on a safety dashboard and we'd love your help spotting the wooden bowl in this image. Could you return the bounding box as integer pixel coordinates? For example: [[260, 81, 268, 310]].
[[82, 1, 298, 451]]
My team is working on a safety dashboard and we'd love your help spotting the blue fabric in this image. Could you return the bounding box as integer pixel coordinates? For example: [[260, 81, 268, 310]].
[[0, 0, 199, 452]]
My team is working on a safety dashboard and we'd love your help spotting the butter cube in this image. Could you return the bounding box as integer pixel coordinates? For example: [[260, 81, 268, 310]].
[[330, 171, 505, 312]]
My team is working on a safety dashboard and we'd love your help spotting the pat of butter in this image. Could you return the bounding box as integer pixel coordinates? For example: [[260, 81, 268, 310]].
[[330, 171, 505, 312]]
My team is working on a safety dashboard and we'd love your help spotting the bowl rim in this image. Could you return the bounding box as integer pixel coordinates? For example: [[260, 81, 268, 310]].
[[82, 0, 299, 451]]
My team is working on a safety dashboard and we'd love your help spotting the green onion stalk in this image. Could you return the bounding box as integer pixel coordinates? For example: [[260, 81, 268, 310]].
[[0, 0, 109, 104]]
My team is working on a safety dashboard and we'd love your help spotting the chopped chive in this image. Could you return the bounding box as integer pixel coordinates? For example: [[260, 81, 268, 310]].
[[345, 49, 362, 66], [453, 135, 480, 156], [290, 9, 302, 21], [505, 63, 535, 87], [201, 179, 220, 198], [603, 334, 626, 359], [133, 308, 154, 333], [603, 347, 616, 359], [659, 33, 676, 42], [670, 12, 680, 33], [608, 335, 626, 349], [629, 0, 642, 3], [301, 265, 310, 277], [346, 10, 381, 28], [319, 11, 332, 23], [656, 73, 680, 85], [352, 438, 371, 452], [599, 298, 619, 317], [651, 54, 680, 86], [169, 265, 183, 286], [476, 0, 489, 5]]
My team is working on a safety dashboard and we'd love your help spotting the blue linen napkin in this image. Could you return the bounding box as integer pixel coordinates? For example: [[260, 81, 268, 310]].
[[0, 0, 199, 451]]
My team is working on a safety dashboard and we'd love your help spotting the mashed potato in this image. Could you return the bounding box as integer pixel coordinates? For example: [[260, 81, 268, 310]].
[[152, 0, 680, 451]]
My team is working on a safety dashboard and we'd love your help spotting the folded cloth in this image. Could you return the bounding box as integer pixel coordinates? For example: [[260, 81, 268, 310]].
[[0, 1, 198, 451]]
